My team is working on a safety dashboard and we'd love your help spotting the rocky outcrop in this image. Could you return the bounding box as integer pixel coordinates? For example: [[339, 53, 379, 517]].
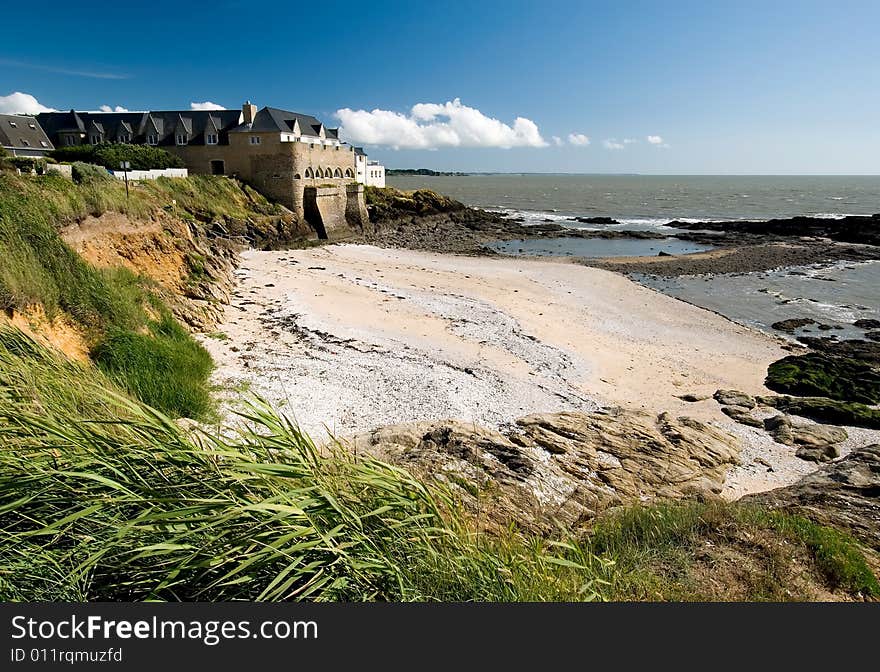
[[350, 408, 741, 530], [665, 213, 880, 247], [714, 389, 756, 409], [763, 414, 847, 462], [745, 444, 880, 551]]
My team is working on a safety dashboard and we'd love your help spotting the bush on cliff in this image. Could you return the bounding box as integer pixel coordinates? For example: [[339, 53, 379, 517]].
[[52, 143, 185, 170]]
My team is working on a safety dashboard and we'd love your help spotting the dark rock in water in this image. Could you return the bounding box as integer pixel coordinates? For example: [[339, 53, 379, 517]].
[[866, 331, 880, 342], [772, 318, 817, 333], [796, 337, 880, 368], [572, 216, 620, 225], [744, 444, 880, 550], [757, 395, 880, 429], [658, 251, 673, 257], [713, 389, 756, 409], [664, 212, 880, 246], [765, 352, 880, 404], [817, 324, 834, 331], [854, 319, 880, 329], [721, 405, 763, 428]]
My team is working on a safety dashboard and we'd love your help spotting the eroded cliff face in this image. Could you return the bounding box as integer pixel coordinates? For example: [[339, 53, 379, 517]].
[[60, 212, 238, 331]]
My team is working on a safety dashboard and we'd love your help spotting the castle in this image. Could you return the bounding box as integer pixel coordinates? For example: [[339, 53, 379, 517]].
[[37, 102, 384, 240]]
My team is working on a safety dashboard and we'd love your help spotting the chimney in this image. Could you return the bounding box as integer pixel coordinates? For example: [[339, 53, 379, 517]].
[[242, 101, 257, 125]]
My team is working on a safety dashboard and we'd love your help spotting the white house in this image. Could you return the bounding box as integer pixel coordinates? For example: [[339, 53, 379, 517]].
[[354, 147, 386, 187]]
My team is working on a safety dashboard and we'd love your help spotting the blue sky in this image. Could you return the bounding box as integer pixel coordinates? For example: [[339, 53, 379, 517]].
[[2, 0, 879, 173]]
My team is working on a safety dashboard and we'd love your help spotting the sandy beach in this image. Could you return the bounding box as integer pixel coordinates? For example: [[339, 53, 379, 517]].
[[201, 243, 878, 498]]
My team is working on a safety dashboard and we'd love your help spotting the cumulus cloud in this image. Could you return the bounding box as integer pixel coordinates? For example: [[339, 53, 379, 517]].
[[623, 138, 637, 145], [552, 136, 563, 146], [190, 101, 226, 111], [567, 133, 590, 146], [603, 139, 625, 150], [99, 104, 129, 112], [0, 91, 55, 115], [336, 98, 547, 149], [647, 135, 670, 147]]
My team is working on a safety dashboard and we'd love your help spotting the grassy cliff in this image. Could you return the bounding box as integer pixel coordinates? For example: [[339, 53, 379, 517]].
[[0, 170, 282, 418]]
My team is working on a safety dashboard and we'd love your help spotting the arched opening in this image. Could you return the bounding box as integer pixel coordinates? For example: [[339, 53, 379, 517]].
[[333, 168, 343, 178], [316, 167, 324, 178], [305, 167, 314, 178], [344, 168, 354, 178], [293, 173, 302, 179]]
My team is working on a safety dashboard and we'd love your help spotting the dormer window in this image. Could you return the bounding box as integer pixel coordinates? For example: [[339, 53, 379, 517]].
[[29, 123, 36, 129], [8, 121, 16, 128], [147, 134, 158, 145], [119, 133, 131, 143], [206, 133, 218, 145], [176, 134, 187, 145], [40, 141, 49, 148], [90, 134, 101, 144], [20, 139, 30, 146]]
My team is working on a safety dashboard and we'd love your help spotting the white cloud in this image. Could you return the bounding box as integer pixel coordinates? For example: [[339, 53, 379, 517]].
[[336, 98, 547, 149], [0, 91, 55, 115], [552, 135, 563, 146], [99, 104, 129, 112], [190, 101, 226, 111], [567, 133, 590, 146], [647, 135, 663, 144], [603, 139, 625, 150], [623, 138, 637, 144]]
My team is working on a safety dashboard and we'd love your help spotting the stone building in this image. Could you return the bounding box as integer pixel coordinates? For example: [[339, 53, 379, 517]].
[[0, 114, 54, 157], [38, 102, 370, 240]]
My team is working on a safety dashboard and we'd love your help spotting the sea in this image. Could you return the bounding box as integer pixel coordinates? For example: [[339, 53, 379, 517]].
[[387, 174, 880, 339]]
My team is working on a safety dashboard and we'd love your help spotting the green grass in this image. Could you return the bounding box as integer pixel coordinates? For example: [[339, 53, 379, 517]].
[[93, 313, 214, 420], [586, 502, 879, 600], [0, 327, 605, 602], [1, 328, 876, 602], [0, 171, 281, 418]]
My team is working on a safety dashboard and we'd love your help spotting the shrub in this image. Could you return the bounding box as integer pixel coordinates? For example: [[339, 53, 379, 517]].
[[93, 312, 214, 419], [9, 157, 48, 174], [71, 161, 112, 183], [52, 143, 184, 171]]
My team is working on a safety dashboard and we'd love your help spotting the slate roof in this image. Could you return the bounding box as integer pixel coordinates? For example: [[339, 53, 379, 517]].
[[0, 114, 54, 151], [233, 107, 339, 139], [37, 105, 340, 147], [38, 109, 242, 146]]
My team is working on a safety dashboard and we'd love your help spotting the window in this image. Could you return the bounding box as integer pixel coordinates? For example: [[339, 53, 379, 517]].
[[21, 139, 30, 146], [29, 123, 36, 129], [206, 133, 218, 145], [147, 134, 158, 145], [8, 121, 16, 128], [90, 134, 101, 144], [176, 134, 187, 145], [40, 141, 49, 148], [249, 136, 261, 145], [119, 134, 130, 143], [65, 136, 76, 146]]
